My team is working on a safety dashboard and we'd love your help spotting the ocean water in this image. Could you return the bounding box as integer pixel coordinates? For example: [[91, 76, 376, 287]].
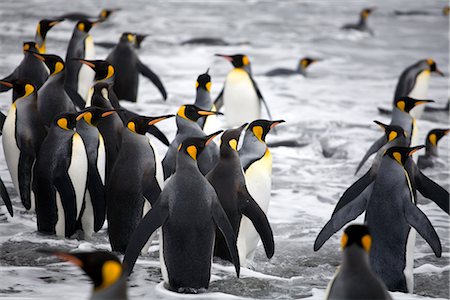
[[0, 0, 449, 299]]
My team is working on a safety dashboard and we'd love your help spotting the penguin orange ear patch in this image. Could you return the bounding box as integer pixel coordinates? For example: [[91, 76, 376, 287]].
[[388, 131, 398, 142], [361, 234, 372, 252], [429, 134, 437, 146], [396, 101, 405, 111], [393, 152, 402, 164], [228, 139, 238, 150], [186, 145, 197, 160], [205, 82, 212, 92], [252, 126, 264, 141], [127, 121, 136, 133], [57, 118, 69, 130], [100, 261, 122, 290], [77, 23, 85, 32], [242, 56, 250, 66], [341, 232, 348, 249], [54, 62, 64, 75]]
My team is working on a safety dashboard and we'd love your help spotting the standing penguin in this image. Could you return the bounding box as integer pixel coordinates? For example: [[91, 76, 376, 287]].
[[392, 59, 444, 119], [341, 8, 375, 35], [64, 20, 97, 108], [355, 97, 433, 174], [162, 105, 222, 179], [0, 80, 47, 211], [34, 113, 88, 237], [193, 70, 218, 134], [30, 52, 76, 126], [238, 119, 284, 262], [265, 57, 319, 77], [207, 124, 274, 266], [314, 146, 446, 292], [418, 128, 450, 169], [124, 133, 240, 294], [107, 114, 173, 253], [39, 249, 128, 300], [215, 54, 272, 127], [106, 33, 167, 102], [34, 18, 64, 53], [325, 225, 392, 300]]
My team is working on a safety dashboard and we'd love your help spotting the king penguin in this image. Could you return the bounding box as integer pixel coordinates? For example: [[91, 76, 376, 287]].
[[57, 8, 120, 22], [106, 33, 167, 102], [124, 133, 241, 294], [30, 52, 76, 127], [314, 146, 447, 292], [238, 119, 284, 262], [39, 249, 128, 300], [355, 97, 433, 174], [33, 112, 88, 237], [106, 114, 173, 253], [206, 124, 275, 267], [215, 54, 273, 127], [64, 20, 97, 108], [325, 224, 392, 300], [418, 128, 450, 169], [162, 105, 222, 179], [0, 80, 47, 211], [34, 18, 64, 53], [193, 69, 219, 134], [341, 8, 375, 35], [265, 57, 319, 77]]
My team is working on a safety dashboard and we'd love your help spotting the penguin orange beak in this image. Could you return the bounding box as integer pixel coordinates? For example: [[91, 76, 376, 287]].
[[37, 249, 83, 267], [31, 52, 46, 61], [198, 110, 223, 116], [148, 114, 175, 125], [215, 54, 233, 62], [270, 120, 285, 129], [0, 81, 13, 88], [434, 68, 445, 77], [205, 130, 223, 146], [49, 18, 64, 27], [77, 59, 96, 68], [373, 120, 387, 130], [407, 145, 425, 156], [76, 112, 87, 121], [414, 99, 435, 106], [100, 110, 119, 118]]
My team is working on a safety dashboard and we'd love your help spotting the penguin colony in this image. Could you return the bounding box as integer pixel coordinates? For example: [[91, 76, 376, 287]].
[[0, 5, 448, 300]]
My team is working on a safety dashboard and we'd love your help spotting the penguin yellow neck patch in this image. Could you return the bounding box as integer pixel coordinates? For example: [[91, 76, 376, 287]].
[[388, 131, 398, 142], [57, 118, 69, 130], [23, 84, 35, 98], [177, 106, 188, 120], [187, 145, 197, 160], [252, 126, 264, 141], [127, 121, 136, 133], [98, 261, 122, 290], [228, 139, 238, 150], [53, 62, 64, 75], [361, 234, 371, 252], [106, 65, 115, 79], [393, 152, 402, 164]]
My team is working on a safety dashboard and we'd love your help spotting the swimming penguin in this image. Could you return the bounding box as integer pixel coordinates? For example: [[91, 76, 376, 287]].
[[106, 32, 167, 102], [64, 20, 98, 108], [418, 128, 450, 169], [30, 52, 76, 127], [215, 54, 273, 127], [206, 124, 275, 266], [96, 33, 149, 50], [355, 97, 433, 175], [34, 18, 64, 53], [325, 224, 392, 300], [107, 114, 173, 253], [124, 133, 241, 294], [238, 119, 284, 262], [265, 57, 319, 77], [0, 42, 48, 97], [33, 112, 88, 237], [0, 80, 47, 211], [341, 8, 375, 35], [57, 8, 120, 22], [39, 249, 128, 300], [162, 105, 222, 180], [181, 37, 249, 46], [193, 70, 219, 134], [314, 146, 447, 292], [392, 59, 444, 119]]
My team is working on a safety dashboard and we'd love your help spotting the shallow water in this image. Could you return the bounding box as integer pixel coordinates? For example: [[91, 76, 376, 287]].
[[0, 0, 449, 299]]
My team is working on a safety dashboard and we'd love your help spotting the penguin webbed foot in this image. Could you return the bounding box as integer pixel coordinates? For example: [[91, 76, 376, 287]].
[[176, 287, 207, 294]]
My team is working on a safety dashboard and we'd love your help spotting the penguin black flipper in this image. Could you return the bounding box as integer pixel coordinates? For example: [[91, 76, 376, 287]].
[[147, 126, 170, 146], [54, 173, 78, 237], [211, 199, 240, 277], [95, 41, 117, 49], [239, 188, 275, 259], [0, 111, 6, 135], [377, 107, 392, 116], [355, 136, 386, 175], [214, 88, 224, 112], [136, 59, 167, 100], [18, 151, 35, 210], [0, 73, 15, 92], [88, 169, 106, 231], [250, 76, 273, 120], [332, 169, 374, 215], [314, 183, 372, 251], [403, 193, 442, 257], [123, 199, 168, 275], [65, 86, 87, 109], [0, 177, 13, 217], [414, 169, 449, 214]]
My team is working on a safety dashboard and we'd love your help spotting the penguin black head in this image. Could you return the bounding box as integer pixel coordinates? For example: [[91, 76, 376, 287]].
[[36, 18, 64, 40], [384, 145, 425, 165], [215, 54, 250, 68], [426, 59, 445, 77], [220, 123, 248, 152], [177, 104, 222, 122], [247, 119, 285, 142], [120, 32, 137, 45], [0, 79, 35, 100], [22, 41, 39, 53], [54, 112, 78, 130], [373, 121, 406, 142], [299, 57, 318, 69], [361, 8, 374, 19], [394, 97, 434, 113], [127, 114, 175, 135], [99, 8, 120, 21], [135, 33, 149, 48], [178, 131, 223, 161], [341, 224, 372, 252], [39, 249, 123, 290], [92, 82, 113, 98], [31, 52, 65, 76], [76, 20, 98, 33], [77, 107, 119, 126], [77, 59, 114, 81], [196, 69, 211, 92], [427, 129, 450, 146]]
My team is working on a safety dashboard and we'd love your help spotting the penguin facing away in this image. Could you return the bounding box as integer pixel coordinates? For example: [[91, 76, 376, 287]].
[[193, 69, 218, 134], [124, 133, 240, 294], [207, 124, 274, 266], [341, 8, 375, 35], [265, 57, 319, 77], [214, 54, 273, 127], [106, 114, 174, 253], [34, 112, 88, 237], [314, 146, 444, 292], [418, 128, 450, 169], [325, 224, 392, 300], [34, 18, 64, 53], [39, 249, 128, 300]]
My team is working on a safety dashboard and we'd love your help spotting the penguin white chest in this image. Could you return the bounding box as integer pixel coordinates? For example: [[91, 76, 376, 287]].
[[244, 149, 273, 212], [149, 137, 165, 190], [408, 70, 430, 119], [2, 105, 20, 196], [77, 35, 96, 101], [223, 69, 260, 127], [68, 133, 89, 219]]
